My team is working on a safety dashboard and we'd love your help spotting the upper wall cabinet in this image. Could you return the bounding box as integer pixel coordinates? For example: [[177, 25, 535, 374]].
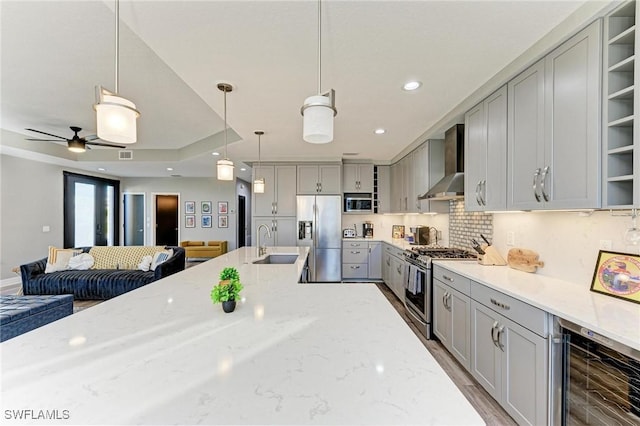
[[603, 0, 639, 208], [297, 164, 342, 194], [253, 165, 297, 217], [343, 164, 374, 193], [465, 85, 507, 212], [508, 20, 602, 210]]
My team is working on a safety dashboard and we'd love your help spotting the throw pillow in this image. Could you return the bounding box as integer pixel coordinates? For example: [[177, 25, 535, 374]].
[[138, 255, 153, 272], [150, 249, 173, 271], [45, 246, 82, 273], [68, 253, 95, 270]]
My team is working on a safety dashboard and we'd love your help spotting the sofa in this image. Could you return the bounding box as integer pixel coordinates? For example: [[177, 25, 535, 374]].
[[0, 295, 74, 342], [180, 240, 227, 260], [20, 246, 185, 300]]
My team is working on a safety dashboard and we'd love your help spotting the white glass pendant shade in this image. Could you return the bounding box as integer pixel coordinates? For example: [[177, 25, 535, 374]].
[[95, 90, 139, 144], [217, 158, 234, 181], [253, 177, 265, 193], [303, 94, 334, 144]]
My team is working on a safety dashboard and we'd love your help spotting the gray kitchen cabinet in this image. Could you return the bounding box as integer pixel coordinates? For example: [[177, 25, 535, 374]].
[[297, 164, 342, 194], [390, 162, 403, 213], [470, 284, 549, 426], [432, 267, 471, 370], [508, 20, 601, 210], [382, 243, 405, 299], [253, 165, 297, 217], [375, 165, 391, 214], [603, 1, 639, 208], [402, 153, 415, 213], [343, 164, 374, 193], [465, 85, 507, 212], [342, 240, 382, 280], [368, 241, 382, 279], [415, 139, 448, 214], [253, 216, 297, 247]]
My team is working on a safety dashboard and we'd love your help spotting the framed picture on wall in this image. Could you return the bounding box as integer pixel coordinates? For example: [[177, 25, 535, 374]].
[[185, 215, 195, 228], [218, 215, 228, 228], [218, 201, 228, 214], [201, 201, 212, 214], [185, 201, 195, 214], [590, 250, 640, 304], [202, 215, 212, 228]]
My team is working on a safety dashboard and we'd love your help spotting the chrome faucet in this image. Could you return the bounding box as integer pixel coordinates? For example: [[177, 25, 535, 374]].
[[257, 224, 272, 256]]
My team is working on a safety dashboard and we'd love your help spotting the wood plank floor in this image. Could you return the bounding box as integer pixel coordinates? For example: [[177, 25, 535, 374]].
[[374, 282, 517, 426]]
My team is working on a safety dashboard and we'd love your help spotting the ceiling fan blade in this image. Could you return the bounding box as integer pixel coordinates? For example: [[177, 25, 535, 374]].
[[25, 128, 67, 140], [84, 134, 100, 142], [25, 138, 64, 142], [86, 141, 127, 149]]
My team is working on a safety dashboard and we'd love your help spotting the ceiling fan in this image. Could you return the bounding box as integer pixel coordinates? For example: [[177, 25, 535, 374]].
[[25, 126, 127, 153]]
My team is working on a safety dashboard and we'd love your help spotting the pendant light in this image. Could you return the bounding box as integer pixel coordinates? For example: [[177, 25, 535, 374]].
[[217, 83, 234, 181], [94, 0, 140, 144], [301, 0, 336, 144], [253, 131, 265, 193]]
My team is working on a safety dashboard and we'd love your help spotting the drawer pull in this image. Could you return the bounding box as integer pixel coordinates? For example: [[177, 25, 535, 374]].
[[350, 265, 360, 269], [442, 274, 454, 282], [490, 298, 510, 310], [350, 251, 361, 254]]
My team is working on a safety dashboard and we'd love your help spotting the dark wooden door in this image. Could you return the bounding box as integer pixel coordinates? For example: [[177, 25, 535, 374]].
[[155, 195, 178, 246]]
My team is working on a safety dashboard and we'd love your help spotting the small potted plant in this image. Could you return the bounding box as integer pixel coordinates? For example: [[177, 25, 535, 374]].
[[211, 267, 243, 313]]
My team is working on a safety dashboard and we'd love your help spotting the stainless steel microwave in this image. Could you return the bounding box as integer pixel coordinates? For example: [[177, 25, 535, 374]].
[[344, 194, 373, 213]]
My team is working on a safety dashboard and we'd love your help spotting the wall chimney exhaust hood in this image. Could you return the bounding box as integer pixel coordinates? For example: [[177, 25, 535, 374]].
[[419, 124, 465, 200]]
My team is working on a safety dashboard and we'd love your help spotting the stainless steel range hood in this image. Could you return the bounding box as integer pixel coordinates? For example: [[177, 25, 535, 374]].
[[419, 124, 464, 200]]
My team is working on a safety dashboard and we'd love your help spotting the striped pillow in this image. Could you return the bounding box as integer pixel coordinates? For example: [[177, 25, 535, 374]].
[[45, 246, 82, 273], [151, 249, 173, 271]]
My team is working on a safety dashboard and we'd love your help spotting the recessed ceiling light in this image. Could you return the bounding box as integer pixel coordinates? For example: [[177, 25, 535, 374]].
[[240, 168, 247, 171], [97, 167, 106, 171], [167, 167, 173, 171], [212, 151, 220, 156], [374, 128, 386, 135], [402, 81, 422, 91]]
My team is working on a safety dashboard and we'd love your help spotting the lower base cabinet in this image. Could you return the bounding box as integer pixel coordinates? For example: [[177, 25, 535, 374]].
[[253, 217, 297, 247], [434, 265, 549, 426], [382, 243, 405, 300], [342, 241, 382, 280]]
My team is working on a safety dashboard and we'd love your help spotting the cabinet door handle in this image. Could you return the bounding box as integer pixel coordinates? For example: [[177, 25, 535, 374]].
[[319, 182, 322, 193], [446, 293, 452, 311], [442, 274, 454, 282], [491, 321, 499, 347], [274, 202, 277, 215], [533, 168, 542, 202], [271, 202, 275, 215], [479, 180, 487, 206], [497, 325, 505, 351], [540, 165, 550, 202], [475, 181, 483, 206], [490, 297, 510, 310]]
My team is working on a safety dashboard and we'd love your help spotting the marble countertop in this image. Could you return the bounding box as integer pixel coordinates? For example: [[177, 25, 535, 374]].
[[0, 247, 484, 425], [434, 260, 640, 352]]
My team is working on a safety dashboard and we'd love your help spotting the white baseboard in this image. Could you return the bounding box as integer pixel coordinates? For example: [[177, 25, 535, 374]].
[[0, 276, 22, 295]]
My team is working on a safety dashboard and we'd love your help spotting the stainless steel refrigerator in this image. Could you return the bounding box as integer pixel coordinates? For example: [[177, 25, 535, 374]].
[[296, 195, 342, 282]]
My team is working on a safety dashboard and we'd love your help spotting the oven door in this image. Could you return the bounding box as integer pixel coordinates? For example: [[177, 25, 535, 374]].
[[404, 259, 431, 338]]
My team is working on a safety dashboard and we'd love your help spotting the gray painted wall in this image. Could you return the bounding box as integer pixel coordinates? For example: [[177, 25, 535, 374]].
[[121, 177, 238, 250], [1, 155, 67, 279]]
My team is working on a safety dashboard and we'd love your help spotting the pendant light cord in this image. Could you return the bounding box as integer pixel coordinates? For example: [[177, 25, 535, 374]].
[[224, 88, 228, 159], [317, 0, 322, 95], [114, 0, 119, 93]]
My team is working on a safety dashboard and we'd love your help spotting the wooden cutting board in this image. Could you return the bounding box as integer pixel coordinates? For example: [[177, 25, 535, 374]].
[[507, 248, 544, 273]]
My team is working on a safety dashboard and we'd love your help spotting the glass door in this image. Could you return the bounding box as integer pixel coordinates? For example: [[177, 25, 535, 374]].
[[64, 172, 119, 248]]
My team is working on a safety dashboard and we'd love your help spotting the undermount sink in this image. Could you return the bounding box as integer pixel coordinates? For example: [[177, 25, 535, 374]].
[[252, 254, 299, 265]]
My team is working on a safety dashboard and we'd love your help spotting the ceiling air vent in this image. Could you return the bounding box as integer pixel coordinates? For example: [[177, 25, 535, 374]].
[[118, 150, 133, 160]]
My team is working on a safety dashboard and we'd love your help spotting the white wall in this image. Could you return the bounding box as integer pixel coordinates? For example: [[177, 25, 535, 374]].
[[1, 155, 65, 279], [121, 177, 239, 250], [492, 210, 639, 284]]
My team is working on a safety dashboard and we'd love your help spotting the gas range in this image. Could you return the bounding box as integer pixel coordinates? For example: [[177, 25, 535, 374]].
[[404, 245, 477, 268]]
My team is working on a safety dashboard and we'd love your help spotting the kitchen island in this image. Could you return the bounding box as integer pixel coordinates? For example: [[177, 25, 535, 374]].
[[1, 247, 484, 425]]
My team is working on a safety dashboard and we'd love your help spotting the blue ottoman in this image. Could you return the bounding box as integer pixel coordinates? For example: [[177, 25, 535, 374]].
[[0, 295, 74, 342]]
